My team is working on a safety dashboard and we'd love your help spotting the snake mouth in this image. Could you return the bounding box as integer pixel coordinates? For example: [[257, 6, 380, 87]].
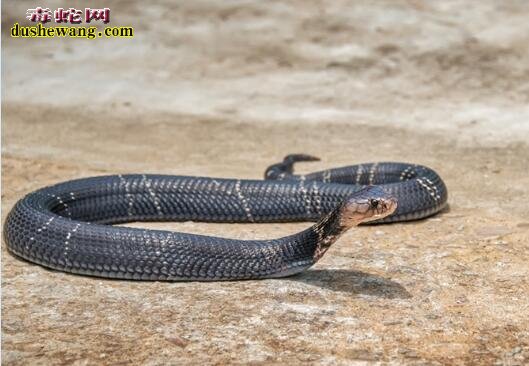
[[339, 187, 398, 227]]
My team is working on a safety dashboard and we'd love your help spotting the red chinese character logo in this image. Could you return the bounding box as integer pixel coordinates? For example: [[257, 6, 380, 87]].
[[85, 8, 110, 23], [68, 8, 83, 24], [26, 7, 52, 23], [53, 8, 83, 24], [54, 8, 69, 23]]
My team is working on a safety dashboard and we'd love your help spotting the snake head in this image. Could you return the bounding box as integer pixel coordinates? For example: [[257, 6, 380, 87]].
[[339, 186, 398, 227]]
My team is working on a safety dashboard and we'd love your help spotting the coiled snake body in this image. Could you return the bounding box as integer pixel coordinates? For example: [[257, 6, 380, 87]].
[[4, 155, 447, 281]]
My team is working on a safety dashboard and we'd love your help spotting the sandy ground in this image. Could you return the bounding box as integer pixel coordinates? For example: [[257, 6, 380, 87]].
[[2, 1, 529, 365]]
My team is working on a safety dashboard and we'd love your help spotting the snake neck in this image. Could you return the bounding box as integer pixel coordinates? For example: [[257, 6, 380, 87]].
[[310, 202, 350, 262]]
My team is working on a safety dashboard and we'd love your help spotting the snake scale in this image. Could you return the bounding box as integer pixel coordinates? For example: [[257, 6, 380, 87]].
[[4, 154, 447, 281]]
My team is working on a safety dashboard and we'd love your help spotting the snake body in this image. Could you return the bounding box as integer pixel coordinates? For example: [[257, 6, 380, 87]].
[[4, 155, 447, 281]]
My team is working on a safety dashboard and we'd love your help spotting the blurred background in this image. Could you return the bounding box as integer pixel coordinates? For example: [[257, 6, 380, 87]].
[[2, 1, 529, 364]]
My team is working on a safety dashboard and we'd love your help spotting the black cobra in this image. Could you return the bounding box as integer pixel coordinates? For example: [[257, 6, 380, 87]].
[[3, 155, 447, 281]]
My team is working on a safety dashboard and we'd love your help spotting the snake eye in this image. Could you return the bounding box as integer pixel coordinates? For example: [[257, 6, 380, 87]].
[[370, 199, 379, 209]]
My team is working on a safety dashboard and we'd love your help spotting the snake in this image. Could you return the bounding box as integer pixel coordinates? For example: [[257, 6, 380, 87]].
[[4, 154, 447, 281]]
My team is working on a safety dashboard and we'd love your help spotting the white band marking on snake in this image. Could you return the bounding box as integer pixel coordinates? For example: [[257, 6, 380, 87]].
[[416, 178, 441, 201], [355, 164, 363, 184], [118, 174, 135, 217], [298, 179, 312, 215], [368, 163, 379, 185], [235, 179, 254, 222], [312, 181, 322, 215], [143, 174, 163, 215], [322, 170, 331, 183]]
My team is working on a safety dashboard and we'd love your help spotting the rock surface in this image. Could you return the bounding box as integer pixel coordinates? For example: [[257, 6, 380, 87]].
[[2, 1, 529, 364]]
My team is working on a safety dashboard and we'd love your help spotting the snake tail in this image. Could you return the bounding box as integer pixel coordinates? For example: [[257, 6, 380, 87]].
[[264, 153, 320, 179]]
